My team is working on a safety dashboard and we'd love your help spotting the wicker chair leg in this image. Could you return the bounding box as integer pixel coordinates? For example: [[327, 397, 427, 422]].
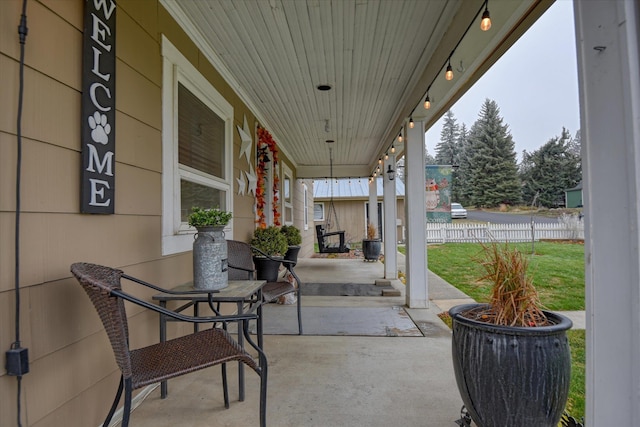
[[259, 357, 268, 427], [103, 375, 124, 427], [222, 363, 230, 409], [121, 378, 133, 427], [296, 292, 302, 335]]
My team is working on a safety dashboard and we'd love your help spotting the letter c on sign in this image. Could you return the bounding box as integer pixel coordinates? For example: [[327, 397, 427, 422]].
[[90, 82, 112, 112]]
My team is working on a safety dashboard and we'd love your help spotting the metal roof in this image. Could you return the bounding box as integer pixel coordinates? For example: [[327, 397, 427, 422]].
[[313, 177, 404, 199]]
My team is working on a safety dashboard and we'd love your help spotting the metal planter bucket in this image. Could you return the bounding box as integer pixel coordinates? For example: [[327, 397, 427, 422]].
[[193, 226, 228, 290]]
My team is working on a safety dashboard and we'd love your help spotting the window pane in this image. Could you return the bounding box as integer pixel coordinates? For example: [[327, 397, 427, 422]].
[[178, 83, 225, 179], [284, 177, 291, 201], [313, 203, 324, 221], [180, 179, 226, 222]]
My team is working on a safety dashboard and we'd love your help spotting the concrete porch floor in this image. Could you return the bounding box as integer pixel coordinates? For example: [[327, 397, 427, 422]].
[[127, 255, 476, 427]]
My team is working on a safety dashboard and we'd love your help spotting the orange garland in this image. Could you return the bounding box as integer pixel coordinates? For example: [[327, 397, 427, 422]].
[[256, 127, 281, 227]]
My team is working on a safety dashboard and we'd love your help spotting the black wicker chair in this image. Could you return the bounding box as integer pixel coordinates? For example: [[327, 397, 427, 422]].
[[227, 240, 303, 335], [70, 262, 267, 427]]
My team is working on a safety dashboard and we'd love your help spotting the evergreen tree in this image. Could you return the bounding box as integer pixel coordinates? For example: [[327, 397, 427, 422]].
[[452, 123, 468, 203], [425, 144, 436, 165], [435, 110, 460, 165], [519, 128, 581, 207], [466, 99, 521, 207]]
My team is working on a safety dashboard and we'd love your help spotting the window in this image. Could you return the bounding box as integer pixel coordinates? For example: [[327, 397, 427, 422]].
[[162, 36, 233, 254], [314, 203, 325, 221], [282, 163, 293, 225]]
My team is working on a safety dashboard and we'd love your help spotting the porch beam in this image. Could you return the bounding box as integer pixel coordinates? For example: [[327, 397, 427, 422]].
[[575, 0, 640, 424]]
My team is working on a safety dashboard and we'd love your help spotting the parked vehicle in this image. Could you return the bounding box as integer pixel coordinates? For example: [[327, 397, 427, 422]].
[[451, 203, 468, 219]]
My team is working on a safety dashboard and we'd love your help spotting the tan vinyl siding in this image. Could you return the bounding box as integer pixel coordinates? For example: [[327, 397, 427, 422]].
[[0, 0, 296, 425]]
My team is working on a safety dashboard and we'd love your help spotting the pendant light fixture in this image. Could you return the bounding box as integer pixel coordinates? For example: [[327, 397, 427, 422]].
[[445, 58, 454, 81], [409, 118, 414, 128], [480, 1, 492, 31], [424, 94, 431, 110]]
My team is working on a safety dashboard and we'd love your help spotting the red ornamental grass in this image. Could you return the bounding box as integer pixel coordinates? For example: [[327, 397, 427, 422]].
[[476, 243, 547, 327]]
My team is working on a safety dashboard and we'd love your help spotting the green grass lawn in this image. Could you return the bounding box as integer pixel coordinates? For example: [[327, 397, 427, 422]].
[[423, 241, 585, 311], [412, 241, 586, 421]]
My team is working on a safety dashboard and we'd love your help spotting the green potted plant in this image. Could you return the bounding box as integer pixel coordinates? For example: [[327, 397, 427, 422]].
[[280, 224, 302, 264], [362, 222, 381, 262], [188, 206, 233, 230], [449, 242, 573, 427], [187, 207, 232, 290], [250, 226, 288, 282]]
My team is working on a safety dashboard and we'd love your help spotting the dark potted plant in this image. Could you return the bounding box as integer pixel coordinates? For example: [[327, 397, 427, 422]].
[[280, 224, 302, 265], [250, 225, 288, 282], [188, 207, 232, 290], [362, 222, 381, 262], [449, 243, 573, 427]]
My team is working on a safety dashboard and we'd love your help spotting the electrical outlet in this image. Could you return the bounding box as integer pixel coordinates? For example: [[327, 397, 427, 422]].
[[6, 347, 29, 376]]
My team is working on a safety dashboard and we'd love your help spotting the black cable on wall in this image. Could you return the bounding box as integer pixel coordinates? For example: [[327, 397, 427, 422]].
[[12, 0, 29, 426]]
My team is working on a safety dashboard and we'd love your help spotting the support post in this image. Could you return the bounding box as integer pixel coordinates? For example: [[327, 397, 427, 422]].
[[405, 120, 429, 308], [383, 154, 397, 279], [574, 0, 640, 424]]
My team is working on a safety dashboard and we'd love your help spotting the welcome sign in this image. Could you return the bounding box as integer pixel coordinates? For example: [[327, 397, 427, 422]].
[[81, 0, 116, 213]]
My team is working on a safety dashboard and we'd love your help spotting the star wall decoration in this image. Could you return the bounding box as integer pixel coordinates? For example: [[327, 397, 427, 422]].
[[245, 163, 257, 196], [237, 115, 253, 166], [236, 170, 247, 196]]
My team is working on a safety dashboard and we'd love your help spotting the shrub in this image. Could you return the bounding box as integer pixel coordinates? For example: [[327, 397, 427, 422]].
[[251, 226, 288, 256], [280, 225, 302, 246]]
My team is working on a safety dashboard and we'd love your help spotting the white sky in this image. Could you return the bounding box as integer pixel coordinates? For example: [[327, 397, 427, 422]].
[[425, 0, 580, 160]]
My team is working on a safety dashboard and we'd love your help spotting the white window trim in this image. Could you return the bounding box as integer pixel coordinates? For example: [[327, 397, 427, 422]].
[[303, 183, 309, 230], [282, 162, 294, 225], [161, 36, 233, 255]]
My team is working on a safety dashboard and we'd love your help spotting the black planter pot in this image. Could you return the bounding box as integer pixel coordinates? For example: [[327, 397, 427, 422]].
[[449, 303, 573, 427], [284, 245, 301, 266], [362, 239, 381, 261], [253, 256, 282, 282]]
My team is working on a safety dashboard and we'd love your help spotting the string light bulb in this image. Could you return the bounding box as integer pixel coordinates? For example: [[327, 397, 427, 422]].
[[378, 158, 382, 165], [445, 59, 454, 81], [391, 145, 396, 154], [398, 132, 403, 143], [424, 94, 431, 110], [409, 117, 414, 128], [480, 1, 492, 31], [385, 153, 389, 160]]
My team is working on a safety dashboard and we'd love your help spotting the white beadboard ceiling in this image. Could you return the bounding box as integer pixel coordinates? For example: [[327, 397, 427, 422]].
[[161, 0, 550, 178]]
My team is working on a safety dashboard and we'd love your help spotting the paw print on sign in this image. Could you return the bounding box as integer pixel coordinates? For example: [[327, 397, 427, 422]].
[[88, 111, 111, 145]]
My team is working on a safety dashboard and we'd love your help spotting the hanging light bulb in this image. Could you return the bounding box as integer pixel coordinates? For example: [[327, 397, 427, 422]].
[[378, 158, 382, 165], [373, 171, 377, 177], [445, 59, 454, 81], [385, 153, 389, 160], [424, 94, 431, 110], [480, 1, 492, 31], [409, 118, 414, 129], [391, 144, 396, 154], [398, 132, 403, 143]]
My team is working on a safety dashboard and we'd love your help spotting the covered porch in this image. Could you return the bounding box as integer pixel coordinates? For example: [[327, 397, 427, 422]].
[[116, 256, 474, 426]]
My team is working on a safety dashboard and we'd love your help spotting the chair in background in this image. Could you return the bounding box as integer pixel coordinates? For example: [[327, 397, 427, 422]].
[[227, 240, 303, 335], [315, 224, 350, 253], [70, 262, 267, 427]]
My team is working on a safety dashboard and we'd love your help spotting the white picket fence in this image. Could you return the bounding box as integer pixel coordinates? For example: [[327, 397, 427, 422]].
[[425, 222, 584, 243]]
